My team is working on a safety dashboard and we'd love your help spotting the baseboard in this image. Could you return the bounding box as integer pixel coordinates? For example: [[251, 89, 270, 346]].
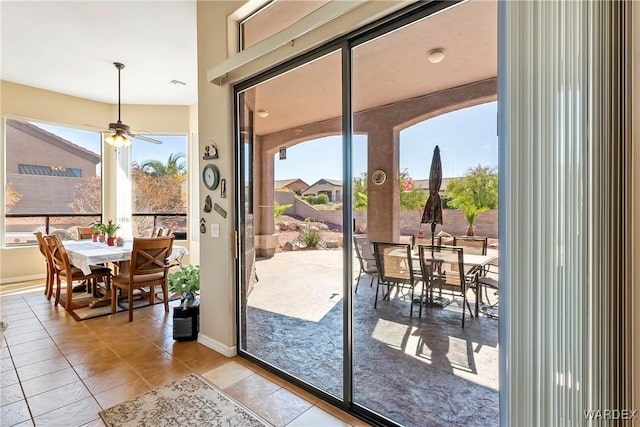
[[0, 274, 45, 285], [198, 333, 237, 357]]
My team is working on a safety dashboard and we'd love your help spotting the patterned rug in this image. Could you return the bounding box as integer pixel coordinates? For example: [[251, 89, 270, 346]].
[[99, 374, 272, 427]]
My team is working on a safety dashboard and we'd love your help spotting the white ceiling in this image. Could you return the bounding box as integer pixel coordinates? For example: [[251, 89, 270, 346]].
[[0, 1, 197, 106]]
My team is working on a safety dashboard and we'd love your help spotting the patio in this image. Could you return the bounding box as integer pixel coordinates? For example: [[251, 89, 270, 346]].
[[246, 250, 499, 427]]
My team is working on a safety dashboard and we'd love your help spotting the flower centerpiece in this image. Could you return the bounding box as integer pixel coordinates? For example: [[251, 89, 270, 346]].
[[168, 264, 200, 310], [101, 220, 121, 246]]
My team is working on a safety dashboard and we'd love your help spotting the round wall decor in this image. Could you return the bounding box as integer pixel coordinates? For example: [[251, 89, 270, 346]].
[[202, 164, 220, 190], [371, 169, 387, 185]]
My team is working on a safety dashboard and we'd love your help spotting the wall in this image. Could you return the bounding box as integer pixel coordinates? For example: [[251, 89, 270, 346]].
[[0, 81, 192, 283]]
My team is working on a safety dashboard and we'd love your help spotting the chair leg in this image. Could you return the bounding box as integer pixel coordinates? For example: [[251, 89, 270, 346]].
[[355, 269, 363, 294], [374, 279, 381, 308], [111, 285, 118, 314], [54, 275, 62, 306], [128, 287, 134, 322], [162, 281, 169, 313], [65, 277, 73, 311]]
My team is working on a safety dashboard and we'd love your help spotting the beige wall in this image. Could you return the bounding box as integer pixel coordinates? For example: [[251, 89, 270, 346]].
[[0, 81, 192, 283]]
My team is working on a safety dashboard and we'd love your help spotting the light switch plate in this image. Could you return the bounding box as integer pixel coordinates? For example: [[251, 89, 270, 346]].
[[211, 223, 220, 238]]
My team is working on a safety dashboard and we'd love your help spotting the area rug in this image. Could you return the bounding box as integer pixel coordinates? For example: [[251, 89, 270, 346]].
[[99, 374, 272, 427], [60, 286, 179, 322]]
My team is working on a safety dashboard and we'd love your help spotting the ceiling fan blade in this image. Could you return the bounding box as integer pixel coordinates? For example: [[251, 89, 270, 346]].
[[131, 134, 163, 145]]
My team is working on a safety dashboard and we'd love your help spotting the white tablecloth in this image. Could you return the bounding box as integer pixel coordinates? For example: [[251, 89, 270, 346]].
[[63, 240, 188, 275]]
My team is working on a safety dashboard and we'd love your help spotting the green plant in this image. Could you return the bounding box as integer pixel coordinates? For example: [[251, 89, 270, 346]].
[[100, 220, 121, 237], [297, 219, 322, 248], [446, 165, 498, 235], [274, 202, 292, 221], [90, 221, 104, 234], [168, 264, 200, 294]]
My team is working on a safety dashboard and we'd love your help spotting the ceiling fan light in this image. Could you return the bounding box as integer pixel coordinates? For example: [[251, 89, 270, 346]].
[[105, 132, 132, 148]]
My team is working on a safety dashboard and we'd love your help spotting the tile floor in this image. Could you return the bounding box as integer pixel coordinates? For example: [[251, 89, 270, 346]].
[[0, 283, 370, 427]]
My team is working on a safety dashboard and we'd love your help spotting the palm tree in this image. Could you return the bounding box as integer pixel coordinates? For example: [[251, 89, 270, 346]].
[[133, 153, 186, 177]]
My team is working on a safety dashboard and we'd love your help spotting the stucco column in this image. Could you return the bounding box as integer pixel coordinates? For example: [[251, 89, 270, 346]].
[[366, 125, 400, 243], [253, 136, 278, 257]]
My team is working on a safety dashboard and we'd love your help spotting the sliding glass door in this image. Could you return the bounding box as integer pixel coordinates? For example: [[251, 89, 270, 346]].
[[236, 2, 499, 425], [237, 50, 345, 399]]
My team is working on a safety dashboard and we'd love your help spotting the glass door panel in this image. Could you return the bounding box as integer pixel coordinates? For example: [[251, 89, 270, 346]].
[[351, 2, 499, 425], [237, 50, 344, 398]]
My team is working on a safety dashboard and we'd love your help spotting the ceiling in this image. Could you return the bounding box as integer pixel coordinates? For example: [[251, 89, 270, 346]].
[[0, 1, 197, 106], [0, 0, 497, 122]]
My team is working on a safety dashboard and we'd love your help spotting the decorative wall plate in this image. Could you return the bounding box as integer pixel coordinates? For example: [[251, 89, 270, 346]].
[[372, 169, 387, 185]]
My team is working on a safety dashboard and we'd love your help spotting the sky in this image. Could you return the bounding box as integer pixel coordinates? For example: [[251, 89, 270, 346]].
[[32, 100, 497, 182], [274, 101, 498, 183]]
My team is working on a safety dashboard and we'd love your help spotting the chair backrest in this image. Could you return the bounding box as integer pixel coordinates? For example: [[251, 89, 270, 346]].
[[418, 244, 465, 288], [373, 242, 414, 283], [34, 231, 54, 266], [129, 236, 174, 277], [158, 227, 173, 237], [76, 227, 94, 240], [453, 236, 488, 255], [42, 234, 73, 274], [411, 234, 440, 249], [150, 226, 161, 238], [353, 235, 375, 266]]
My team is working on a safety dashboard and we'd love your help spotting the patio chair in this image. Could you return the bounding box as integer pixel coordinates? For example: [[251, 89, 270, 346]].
[[353, 235, 377, 293], [453, 236, 488, 255], [373, 242, 420, 317], [111, 236, 174, 322], [417, 245, 476, 327], [411, 234, 441, 249]]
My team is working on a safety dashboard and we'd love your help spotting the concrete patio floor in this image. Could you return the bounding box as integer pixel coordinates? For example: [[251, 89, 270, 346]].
[[245, 250, 499, 427]]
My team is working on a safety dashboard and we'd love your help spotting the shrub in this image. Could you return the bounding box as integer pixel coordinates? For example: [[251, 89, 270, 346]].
[[297, 219, 322, 248], [301, 194, 330, 205], [274, 202, 292, 220]]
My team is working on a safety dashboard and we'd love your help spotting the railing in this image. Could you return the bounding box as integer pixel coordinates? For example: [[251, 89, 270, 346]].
[[4, 212, 187, 246]]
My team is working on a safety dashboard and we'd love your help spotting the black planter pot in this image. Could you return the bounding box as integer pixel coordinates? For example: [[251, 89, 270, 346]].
[[173, 303, 199, 341]]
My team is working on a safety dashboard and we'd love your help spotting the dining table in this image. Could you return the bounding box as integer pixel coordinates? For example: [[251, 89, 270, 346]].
[[389, 246, 497, 311], [62, 239, 188, 308], [63, 239, 188, 275]]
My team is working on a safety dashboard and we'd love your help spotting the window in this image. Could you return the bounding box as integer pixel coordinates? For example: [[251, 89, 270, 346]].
[[239, 0, 330, 50], [130, 135, 188, 239], [4, 118, 102, 246]]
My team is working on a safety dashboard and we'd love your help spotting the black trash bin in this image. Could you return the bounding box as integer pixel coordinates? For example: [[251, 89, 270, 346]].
[[173, 304, 199, 341]]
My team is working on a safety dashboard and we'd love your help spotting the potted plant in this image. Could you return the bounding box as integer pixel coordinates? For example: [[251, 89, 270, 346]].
[[168, 264, 200, 309], [101, 220, 121, 246], [90, 221, 104, 242], [168, 264, 200, 341]]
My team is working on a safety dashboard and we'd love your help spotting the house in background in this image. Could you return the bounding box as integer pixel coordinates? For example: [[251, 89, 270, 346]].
[[302, 178, 343, 202], [5, 119, 100, 215], [274, 178, 309, 195]]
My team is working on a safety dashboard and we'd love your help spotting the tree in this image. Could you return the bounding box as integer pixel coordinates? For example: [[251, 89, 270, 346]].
[[134, 153, 186, 177], [399, 169, 427, 211], [446, 165, 498, 235], [69, 176, 101, 213], [353, 173, 368, 210], [5, 183, 22, 212]]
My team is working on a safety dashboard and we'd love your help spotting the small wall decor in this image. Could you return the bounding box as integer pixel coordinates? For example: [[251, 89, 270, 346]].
[[199, 218, 206, 234], [203, 195, 212, 213], [279, 146, 287, 160], [371, 169, 387, 185], [220, 179, 227, 198], [203, 142, 218, 160], [213, 203, 227, 218]]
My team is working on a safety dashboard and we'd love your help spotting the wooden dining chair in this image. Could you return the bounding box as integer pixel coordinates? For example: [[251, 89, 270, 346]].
[[158, 227, 173, 237], [372, 242, 420, 317], [34, 232, 56, 300], [43, 234, 112, 310], [111, 236, 174, 322], [150, 226, 161, 238], [76, 227, 94, 240]]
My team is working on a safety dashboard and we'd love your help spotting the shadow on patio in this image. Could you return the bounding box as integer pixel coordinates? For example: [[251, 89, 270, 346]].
[[245, 250, 499, 427]]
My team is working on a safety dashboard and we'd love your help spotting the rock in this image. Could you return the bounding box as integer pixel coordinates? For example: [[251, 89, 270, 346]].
[[282, 241, 300, 251]]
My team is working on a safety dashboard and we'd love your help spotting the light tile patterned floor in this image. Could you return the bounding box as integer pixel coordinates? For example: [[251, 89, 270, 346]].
[[0, 284, 369, 427]]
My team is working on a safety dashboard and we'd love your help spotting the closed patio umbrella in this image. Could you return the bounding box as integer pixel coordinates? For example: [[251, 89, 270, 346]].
[[421, 145, 443, 245], [420, 145, 448, 307]]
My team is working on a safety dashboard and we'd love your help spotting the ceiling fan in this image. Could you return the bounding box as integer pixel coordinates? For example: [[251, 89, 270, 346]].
[[103, 62, 162, 147]]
